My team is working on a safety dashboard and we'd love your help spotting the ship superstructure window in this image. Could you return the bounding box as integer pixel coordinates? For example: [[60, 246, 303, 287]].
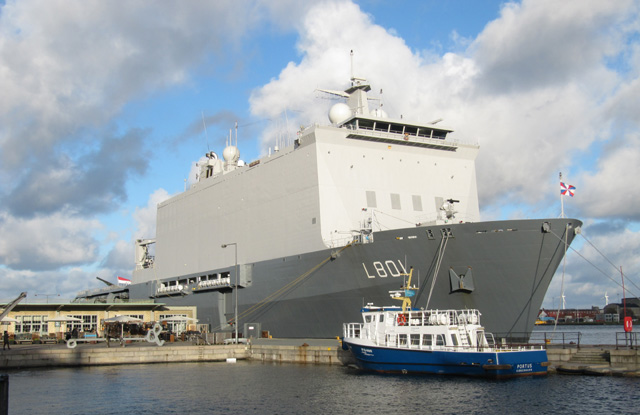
[[366, 191, 377, 208], [412, 195, 423, 211], [390, 193, 401, 210]]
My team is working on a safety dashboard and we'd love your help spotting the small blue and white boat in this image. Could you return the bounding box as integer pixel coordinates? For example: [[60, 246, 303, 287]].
[[342, 268, 549, 378]]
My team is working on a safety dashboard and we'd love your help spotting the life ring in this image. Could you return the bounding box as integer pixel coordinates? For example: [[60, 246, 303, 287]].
[[397, 314, 407, 326], [403, 133, 409, 141]]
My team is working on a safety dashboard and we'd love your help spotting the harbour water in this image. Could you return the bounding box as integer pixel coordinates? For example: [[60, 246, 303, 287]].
[[7, 360, 639, 415], [5, 326, 638, 415]]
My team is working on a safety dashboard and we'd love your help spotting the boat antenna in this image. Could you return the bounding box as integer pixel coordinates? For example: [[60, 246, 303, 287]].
[[235, 121, 238, 147], [201, 111, 210, 152]]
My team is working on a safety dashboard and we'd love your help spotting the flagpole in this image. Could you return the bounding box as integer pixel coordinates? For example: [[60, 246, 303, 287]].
[[559, 172, 564, 218]]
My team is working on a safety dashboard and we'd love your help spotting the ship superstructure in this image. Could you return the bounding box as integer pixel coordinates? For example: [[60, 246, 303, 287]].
[[77, 71, 581, 340]]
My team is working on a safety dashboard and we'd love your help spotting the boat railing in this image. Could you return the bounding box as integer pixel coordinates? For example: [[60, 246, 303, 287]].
[[394, 309, 481, 327], [344, 323, 362, 339]]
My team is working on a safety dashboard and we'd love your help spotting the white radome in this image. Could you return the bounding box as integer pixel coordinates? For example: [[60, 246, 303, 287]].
[[328, 103, 352, 124]]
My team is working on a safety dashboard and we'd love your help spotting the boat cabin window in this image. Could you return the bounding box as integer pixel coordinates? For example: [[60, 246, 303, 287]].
[[365, 315, 372, 323], [379, 314, 384, 322], [451, 334, 458, 346], [436, 334, 445, 346], [410, 334, 420, 346], [399, 334, 407, 346], [422, 334, 433, 347]]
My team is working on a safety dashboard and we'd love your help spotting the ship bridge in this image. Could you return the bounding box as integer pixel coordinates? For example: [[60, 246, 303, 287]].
[[340, 115, 458, 151]]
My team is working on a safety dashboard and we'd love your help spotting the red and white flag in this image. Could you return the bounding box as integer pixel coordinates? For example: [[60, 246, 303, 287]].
[[560, 182, 576, 197], [117, 276, 131, 285]]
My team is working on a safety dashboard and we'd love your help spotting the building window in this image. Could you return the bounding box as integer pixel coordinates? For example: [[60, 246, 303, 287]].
[[69, 315, 98, 333], [15, 315, 49, 333], [390, 193, 401, 210], [159, 314, 188, 335]]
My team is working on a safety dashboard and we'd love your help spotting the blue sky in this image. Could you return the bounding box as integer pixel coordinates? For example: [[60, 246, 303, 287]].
[[1, 0, 639, 311]]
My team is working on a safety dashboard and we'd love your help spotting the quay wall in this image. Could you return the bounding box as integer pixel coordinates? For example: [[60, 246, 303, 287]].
[[2, 343, 638, 372], [0, 345, 249, 369], [0, 343, 348, 370], [249, 344, 349, 365]]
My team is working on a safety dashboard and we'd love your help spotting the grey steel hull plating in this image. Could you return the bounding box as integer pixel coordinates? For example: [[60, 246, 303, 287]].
[[128, 217, 580, 339]]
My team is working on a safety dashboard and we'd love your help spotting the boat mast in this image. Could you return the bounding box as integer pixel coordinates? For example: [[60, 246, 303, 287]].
[[390, 267, 418, 312]]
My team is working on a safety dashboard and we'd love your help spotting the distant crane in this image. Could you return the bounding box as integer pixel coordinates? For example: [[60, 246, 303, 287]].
[[0, 292, 27, 321]]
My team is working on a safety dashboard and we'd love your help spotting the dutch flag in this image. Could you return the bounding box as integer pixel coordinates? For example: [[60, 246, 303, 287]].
[[117, 276, 131, 285]]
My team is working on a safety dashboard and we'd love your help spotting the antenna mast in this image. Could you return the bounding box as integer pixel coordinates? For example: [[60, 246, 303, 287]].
[[559, 172, 564, 218]]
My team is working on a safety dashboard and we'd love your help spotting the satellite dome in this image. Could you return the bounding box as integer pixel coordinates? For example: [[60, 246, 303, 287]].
[[328, 103, 351, 124], [223, 145, 240, 162]]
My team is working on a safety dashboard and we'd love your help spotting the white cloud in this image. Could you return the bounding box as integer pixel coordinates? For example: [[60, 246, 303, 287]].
[[0, 210, 101, 271]]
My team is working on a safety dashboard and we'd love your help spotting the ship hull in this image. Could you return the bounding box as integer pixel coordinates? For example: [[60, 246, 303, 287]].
[[125, 217, 580, 339], [342, 341, 548, 378]]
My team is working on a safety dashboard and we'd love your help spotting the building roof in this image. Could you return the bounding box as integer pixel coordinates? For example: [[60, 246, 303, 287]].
[[1, 302, 168, 313]]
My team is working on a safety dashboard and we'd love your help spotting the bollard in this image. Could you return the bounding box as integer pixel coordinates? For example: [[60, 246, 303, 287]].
[[0, 374, 8, 415]]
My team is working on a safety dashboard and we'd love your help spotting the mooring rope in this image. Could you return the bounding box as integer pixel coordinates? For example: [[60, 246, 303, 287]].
[[425, 231, 449, 309], [213, 242, 353, 332]]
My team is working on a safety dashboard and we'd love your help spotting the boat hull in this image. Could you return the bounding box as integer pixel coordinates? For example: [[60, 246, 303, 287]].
[[118, 217, 580, 338], [342, 340, 549, 378]]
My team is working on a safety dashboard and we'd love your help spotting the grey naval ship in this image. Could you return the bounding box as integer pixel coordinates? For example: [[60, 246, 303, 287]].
[[76, 73, 582, 339]]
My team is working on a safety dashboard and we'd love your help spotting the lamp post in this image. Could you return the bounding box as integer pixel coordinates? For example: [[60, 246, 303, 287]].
[[221, 243, 238, 343]]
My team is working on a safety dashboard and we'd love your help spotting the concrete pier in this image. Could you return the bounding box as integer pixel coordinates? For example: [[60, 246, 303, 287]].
[[0, 343, 249, 369], [546, 345, 640, 376]]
